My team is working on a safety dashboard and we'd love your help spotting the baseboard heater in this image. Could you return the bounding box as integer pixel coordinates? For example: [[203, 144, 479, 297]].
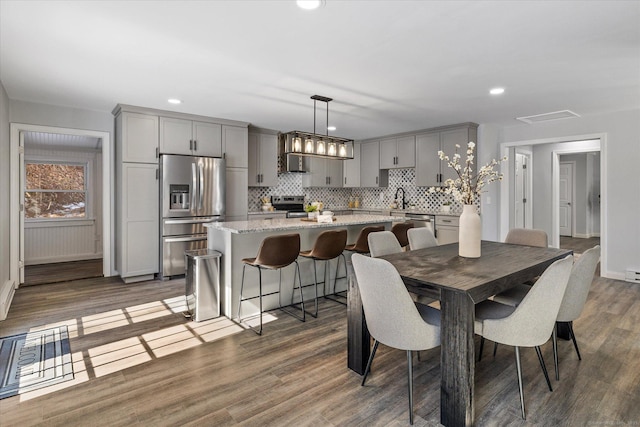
[[625, 269, 640, 284]]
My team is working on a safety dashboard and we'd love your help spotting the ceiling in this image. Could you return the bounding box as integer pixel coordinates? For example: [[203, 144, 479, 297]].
[[1, 1, 639, 140]]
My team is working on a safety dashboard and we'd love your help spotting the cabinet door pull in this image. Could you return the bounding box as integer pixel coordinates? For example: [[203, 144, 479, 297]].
[[155, 147, 159, 158], [194, 140, 197, 151], [189, 140, 193, 151], [376, 176, 379, 184], [344, 177, 347, 184]]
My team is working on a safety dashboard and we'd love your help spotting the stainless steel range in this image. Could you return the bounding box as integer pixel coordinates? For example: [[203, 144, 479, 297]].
[[271, 195, 307, 218]]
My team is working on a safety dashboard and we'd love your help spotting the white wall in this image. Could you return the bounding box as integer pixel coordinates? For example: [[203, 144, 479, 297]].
[[498, 108, 640, 279], [0, 81, 12, 319], [477, 123, 502, 242]]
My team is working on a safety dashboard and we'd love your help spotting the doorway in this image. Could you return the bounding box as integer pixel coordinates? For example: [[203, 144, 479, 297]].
[[9, 123, 113, 289], [559, 161, 574, 237], [21, 131, 104, 286], [499, 135, 606, 273]]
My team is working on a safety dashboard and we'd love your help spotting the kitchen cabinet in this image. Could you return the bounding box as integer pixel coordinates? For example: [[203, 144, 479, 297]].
[[225, 167, 248, 221], [435, 215, 459, 245], [116, 112, 159, 163], [116, 162, 159, 282], [160, 117, 222, 157], [222, 125, 248, 168], [360, 141, 389, 187], [343, 142, 361, 187], [248, 131, 278, 187], [380, 135, 415, 169], [416, 123, 478, 187], [248, 211, 287, 220], [302, 157, 343, 188]]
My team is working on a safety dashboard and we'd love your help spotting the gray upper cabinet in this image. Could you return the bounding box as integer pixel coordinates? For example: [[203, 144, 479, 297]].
[[223, 125, 249, 168], [360, 141, 388, 187], [416, 123, 478, 187], [160, 117, 222, 157], [302, 157, 343, 187], [248, 131, 278, 187], [379, 135, 415, 169], [343, 142, 361, 187], [116, 112, 159, 163]]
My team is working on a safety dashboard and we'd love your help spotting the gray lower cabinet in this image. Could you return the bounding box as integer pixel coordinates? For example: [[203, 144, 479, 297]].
[[436, 215, 459, 245]]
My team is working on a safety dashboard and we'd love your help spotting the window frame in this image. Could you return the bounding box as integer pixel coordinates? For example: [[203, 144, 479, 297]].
[[24, 157, 93, 222]]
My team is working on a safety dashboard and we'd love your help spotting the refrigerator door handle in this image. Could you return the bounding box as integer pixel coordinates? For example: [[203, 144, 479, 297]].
[[191, 162, 197, 215], [199, 162, 204, 210], [164, 235, 208, 244]]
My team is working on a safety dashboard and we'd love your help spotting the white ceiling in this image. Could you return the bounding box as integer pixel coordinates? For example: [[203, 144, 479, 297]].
[[1, 1, 639, 140]]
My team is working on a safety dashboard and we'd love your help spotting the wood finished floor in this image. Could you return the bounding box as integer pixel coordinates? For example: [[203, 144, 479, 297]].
[[560, 236, 600, 254], [0, 271, 638, 426], [23, 258, 103, 286]]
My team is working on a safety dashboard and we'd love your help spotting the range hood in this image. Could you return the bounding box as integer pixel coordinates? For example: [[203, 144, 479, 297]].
[[278, 133, 309, 173]]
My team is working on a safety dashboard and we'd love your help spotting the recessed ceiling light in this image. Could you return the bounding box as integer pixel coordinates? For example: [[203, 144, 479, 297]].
[[489, 88, 505, 95], [297, 0, 324, 10], [327, 126, 336, 131], [168, 98, 182, 104]]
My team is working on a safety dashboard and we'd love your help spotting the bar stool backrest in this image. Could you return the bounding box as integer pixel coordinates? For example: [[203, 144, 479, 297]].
[[254, 233, 301, 269], [307, 229, 348, 260], [391, 221, 415, 247], [348, 225, 385, 253]]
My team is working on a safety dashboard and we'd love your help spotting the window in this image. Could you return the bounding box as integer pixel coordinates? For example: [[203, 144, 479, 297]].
[[25, 162, 87, 219]]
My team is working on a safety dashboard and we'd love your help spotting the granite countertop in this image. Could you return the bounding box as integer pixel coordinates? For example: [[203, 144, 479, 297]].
[[205, 214, 403, 234], [349, 207, 460, 216]]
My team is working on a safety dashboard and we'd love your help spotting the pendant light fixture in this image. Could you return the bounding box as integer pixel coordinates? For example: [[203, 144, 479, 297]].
[[281, 95, 354, 160]]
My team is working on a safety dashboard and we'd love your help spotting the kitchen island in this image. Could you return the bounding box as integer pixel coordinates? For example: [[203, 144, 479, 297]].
[[205, 214, 401, 318]]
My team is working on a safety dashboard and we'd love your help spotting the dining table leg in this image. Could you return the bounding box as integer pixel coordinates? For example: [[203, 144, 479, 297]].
[[440, 289, 475, 427], [347, 262, 370, 375]]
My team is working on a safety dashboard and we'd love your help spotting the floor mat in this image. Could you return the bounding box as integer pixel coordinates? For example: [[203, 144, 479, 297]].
[[0, 326, 74, 399]]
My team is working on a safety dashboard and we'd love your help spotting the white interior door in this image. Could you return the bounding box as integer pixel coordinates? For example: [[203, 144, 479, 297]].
[[559, 162, 573, 236], [515, 153, 525, 228]]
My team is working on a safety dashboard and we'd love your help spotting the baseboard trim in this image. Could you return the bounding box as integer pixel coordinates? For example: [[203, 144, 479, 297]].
[[0, 279, 16, 321], [25, 254, 103, 265], [603, 270, 627, 282], [572, 233, 600, 239]]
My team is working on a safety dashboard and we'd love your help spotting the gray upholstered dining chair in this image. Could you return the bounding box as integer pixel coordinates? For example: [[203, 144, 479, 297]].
[[474, 255, 573, 420], [503, 228, 548, 247], [368, 231, 436, 307], [351, 253, 441, 425], [552, 245, 600, 378], [368, 230, 402, 257], [488, 246, 601, 380], [406, 227, 438, 251]]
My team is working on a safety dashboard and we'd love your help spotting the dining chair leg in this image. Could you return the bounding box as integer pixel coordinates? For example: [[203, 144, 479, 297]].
[[407, 350, 414, 425], [552, 327, 559, 381], [568, 321, 582, 360], [515, 346, 526, 420], [361, 339, 380, 386], [478, 336, 485, 361], [493, 342, 498, 357], [535, 346, 553, 392]]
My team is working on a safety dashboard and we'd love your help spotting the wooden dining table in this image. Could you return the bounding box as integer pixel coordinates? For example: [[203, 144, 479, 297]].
[[346, 240, 572, 427]]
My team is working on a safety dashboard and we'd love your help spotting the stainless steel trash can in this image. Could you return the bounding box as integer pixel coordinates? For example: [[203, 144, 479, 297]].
[[185, 249, 221, 321]]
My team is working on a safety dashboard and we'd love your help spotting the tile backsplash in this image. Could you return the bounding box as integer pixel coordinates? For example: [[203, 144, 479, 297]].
[[248, 169, 467, 214]]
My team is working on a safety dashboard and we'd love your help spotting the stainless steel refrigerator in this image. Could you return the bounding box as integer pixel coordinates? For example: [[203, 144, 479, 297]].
[[160, 154, 225, 278]]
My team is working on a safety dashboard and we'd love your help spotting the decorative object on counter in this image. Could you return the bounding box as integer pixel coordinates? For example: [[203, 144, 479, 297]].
[[305, 203, 318, 219], [354, 196, 361, 208], [281, 95, 354, 160], [429, 141, 507, 258], [441, 200, 452, 213]]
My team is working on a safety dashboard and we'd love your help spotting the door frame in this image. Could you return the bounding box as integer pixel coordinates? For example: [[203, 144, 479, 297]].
[[10, 123, 113, 288], [499, 134, 605, 274]]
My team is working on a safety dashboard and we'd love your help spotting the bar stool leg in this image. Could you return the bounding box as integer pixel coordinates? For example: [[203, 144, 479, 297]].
[[325, 253, 347, 306], [279, 261, 306, 322]]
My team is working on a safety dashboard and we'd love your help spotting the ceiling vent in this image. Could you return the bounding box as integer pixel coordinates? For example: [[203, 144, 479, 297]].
[[516, 110, 580, 124]]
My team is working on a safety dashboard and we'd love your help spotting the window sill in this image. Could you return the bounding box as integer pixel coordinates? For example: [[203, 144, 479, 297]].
[[25, 219, 95, 229]]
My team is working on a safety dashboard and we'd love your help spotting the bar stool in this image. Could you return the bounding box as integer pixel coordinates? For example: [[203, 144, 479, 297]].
[[237, 233, 304, 335], [391, 221, 415, 249], [345, 225, 385, 254], [298, 229, 348, 315]]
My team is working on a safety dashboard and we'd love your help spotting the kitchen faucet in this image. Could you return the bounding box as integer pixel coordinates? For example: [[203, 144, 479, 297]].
[[394, 187, 406, 210]]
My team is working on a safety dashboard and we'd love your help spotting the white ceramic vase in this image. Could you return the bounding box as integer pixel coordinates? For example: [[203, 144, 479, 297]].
[[459, 204, 481, 258]]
